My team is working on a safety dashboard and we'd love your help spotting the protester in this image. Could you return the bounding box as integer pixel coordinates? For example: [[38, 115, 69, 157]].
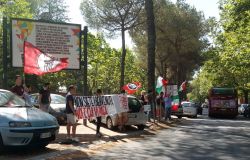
[[146, 90, 154, 122], [140, 90, 147, 105], [156, 92, 164, 120], [96, 89, 103, 137], [23, 85, 32, 105], [11, 75, 24, 98], [118, 90, 128, 132], [38, 82, 51, 112], [65, 85, 78, 142], [164, 93, 172, 122]]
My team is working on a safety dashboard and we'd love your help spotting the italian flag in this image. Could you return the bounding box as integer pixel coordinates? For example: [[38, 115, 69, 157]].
[[156, 76, 168, 94]]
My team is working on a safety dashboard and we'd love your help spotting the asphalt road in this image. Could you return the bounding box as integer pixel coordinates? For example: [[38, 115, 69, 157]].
[[90, 115, 250, 160]]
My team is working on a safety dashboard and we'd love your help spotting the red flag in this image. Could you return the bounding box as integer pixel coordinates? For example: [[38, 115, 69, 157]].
[[122, 82, 141, 94], [24, 41, 68, 76]]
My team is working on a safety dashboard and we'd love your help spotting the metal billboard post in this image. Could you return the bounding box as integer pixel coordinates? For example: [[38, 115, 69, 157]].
[[2, 16, 8, 89]]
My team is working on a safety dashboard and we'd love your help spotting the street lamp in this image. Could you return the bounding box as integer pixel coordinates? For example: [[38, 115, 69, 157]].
[[2, 1, 15, 89]]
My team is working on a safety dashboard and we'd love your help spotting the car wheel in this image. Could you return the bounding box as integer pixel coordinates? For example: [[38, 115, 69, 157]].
[[106, 117, 114, 130], [177, 116, 182, 119], [137, 125, 145, 130]]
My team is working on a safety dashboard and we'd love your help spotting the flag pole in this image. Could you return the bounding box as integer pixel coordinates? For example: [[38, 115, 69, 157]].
[[23, 41, 27, 88]]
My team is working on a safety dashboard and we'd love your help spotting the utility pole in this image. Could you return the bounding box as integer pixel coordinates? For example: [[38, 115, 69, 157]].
[[83, 26, 88, 96], [82, 26, 88, 126]]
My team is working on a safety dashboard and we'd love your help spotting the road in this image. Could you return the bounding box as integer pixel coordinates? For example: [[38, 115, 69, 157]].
[[90, 115, 250, 160]]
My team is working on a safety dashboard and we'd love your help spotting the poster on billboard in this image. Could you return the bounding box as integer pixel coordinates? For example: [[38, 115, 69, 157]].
[[11, 18, 81, 69]]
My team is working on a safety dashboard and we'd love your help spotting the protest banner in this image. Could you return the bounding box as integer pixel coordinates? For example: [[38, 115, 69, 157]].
[[74, 94, 129, 119]]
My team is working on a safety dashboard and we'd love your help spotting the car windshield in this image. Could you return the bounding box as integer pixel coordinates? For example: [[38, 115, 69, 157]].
[[51, 94, 65, 104], [0, 90, 30, 107]]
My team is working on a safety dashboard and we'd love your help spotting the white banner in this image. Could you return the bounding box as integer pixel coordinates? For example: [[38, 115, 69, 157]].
[[74, 94, 129, 119], [11, 18, 81, 69]]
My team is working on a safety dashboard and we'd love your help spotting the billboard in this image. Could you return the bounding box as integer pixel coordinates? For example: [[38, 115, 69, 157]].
[[11, 18, 81, 69]]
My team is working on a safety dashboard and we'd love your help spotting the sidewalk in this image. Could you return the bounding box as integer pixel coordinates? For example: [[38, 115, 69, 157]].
[[28, 118, 182, 160]]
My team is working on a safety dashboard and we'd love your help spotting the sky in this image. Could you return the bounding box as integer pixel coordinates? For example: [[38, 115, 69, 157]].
[[66, 0, 220, 49]]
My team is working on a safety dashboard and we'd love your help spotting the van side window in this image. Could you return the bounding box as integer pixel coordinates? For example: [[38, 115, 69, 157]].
[[128, 98, 141, 113]]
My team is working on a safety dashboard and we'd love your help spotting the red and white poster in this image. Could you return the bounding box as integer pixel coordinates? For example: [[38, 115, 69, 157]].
[[74, 94, 129, 120]]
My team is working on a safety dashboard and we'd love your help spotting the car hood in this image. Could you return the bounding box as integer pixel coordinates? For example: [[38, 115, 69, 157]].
[[0, 107, 58, 127]]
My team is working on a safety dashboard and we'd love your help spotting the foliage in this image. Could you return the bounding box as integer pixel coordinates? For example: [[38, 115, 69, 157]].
[[32, 0, 69, 22], [80, 0, 144, 88], [131, 0, 209, 86], [189, 0, 250, 103], [0, 0, 33, 88]]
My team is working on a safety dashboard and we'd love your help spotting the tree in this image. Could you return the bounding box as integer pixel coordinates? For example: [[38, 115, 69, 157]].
[[0, 0, 33, 88], [32, 0, 69, 22], [131, 0, 208, 86], [145, 0, 156, 92], [218, 0, 250, 103], [80, 0, 144, 89], [189, 0, 250, 103]]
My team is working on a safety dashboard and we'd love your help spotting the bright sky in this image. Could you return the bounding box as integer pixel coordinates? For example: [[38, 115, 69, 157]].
[[66, 0, 220, 49]]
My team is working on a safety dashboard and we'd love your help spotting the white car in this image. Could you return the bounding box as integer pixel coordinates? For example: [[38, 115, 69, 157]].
[[238, 104, 249, 115], [181, 101, 198, 118], [91, 95, 147, 130], [0, 89, 59, 151]]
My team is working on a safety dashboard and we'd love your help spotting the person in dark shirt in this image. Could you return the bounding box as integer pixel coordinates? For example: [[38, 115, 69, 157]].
[[38, 83, 51, 112], [11, 75, 24, 98], [66, 85, 78, 142], [96, 89, 103, 137]]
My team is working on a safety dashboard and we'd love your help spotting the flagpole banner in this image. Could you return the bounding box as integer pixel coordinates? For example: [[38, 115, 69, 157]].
[[11, 18, 81, 69], [74, 94, 129, 119], [24, 41, 68, 75]]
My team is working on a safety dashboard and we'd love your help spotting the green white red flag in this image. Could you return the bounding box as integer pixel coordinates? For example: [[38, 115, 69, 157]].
[[156, 76, 168, 94]]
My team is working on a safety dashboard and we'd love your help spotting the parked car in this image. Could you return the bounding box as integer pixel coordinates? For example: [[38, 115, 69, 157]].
[[238, 104, 249, 115], [0, 89, 59, 151], [171, 101, 198, 118], [30, 93, 67, 124], [243, 104, 250, 118], [171, 104, 183, 119], [92, 95, 147, 130]]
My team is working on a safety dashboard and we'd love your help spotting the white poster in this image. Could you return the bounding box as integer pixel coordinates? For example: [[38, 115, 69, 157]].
[[74, 94, 129, 119], [11, 18, 81, 69]]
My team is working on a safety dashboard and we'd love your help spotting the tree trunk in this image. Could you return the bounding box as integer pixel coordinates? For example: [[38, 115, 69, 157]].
[[120, 27, 126, 89], [145, 0, 156, 92]]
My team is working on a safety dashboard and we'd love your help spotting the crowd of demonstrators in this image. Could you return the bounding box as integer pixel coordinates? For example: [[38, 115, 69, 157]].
[[140, 88, 173, 123], [65, 85, 79, 142], [38, 83, 51, 112]]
